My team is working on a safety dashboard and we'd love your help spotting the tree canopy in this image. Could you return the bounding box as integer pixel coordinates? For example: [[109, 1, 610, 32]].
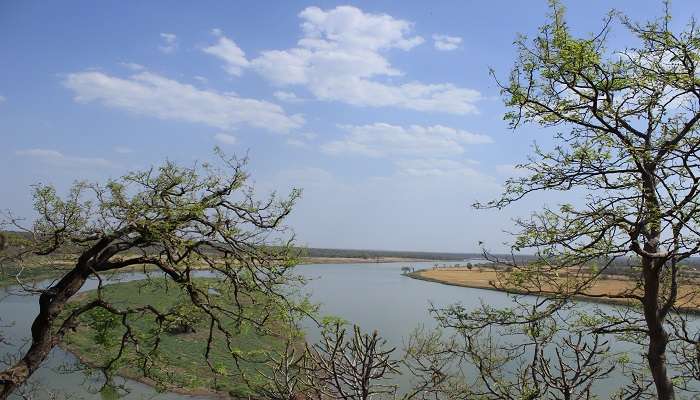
[[429, 2, 700, 399], [0, 152, 305, 399]]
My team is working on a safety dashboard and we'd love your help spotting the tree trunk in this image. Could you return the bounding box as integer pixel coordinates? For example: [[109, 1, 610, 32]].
[[637, 165, 676, 400], [0, 267, 90, 399], [647, 326, 674, 400], [642, 254, 675, 400]]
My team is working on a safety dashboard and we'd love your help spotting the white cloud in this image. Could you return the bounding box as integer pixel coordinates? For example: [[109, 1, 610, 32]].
[[214, 133, 237, 145], [63, 71, 304, 134], [114, 146, 133, 154], [120, 62, 145, 71], [205, 6, 480, 114], [432, 34, 462, 51], [202, 35, 249, 76], [274, 91, 304, 103], [16, 148, 114, 168], [0, 95, 5, 103], [159, 33, 178, 54], [321, 123, 492, 158], [297, 6, 424, 51], [395, 158, 479, 177]]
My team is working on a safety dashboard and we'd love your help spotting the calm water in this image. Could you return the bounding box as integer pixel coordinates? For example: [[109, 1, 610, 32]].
[[0, 261, 678, 399]]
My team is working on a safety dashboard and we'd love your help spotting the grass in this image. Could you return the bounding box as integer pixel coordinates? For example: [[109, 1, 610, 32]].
[[0, 264, 73, 287], [63, 278, 299, 398]]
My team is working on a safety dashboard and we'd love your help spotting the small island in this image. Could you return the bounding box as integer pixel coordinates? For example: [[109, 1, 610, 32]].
[[63, 278, 299, 398]]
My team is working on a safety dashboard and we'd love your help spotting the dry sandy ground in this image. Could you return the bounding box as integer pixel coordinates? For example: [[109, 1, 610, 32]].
[[415, 268, 700, 311]]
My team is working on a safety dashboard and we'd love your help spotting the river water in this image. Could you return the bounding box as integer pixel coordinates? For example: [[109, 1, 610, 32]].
[[0, 261, 683, 399]]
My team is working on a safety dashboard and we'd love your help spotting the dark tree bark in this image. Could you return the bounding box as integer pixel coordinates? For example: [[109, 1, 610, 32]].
[[0, 268, 89, 398]]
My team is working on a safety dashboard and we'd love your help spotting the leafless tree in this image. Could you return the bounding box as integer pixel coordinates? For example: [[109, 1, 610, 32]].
[[304, 322, 401, 400]]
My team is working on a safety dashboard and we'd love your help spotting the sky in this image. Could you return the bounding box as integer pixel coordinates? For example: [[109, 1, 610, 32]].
[[1, 1, 698, 253]]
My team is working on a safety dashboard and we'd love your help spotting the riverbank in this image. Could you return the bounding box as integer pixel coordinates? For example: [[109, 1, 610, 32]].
[[408, 268, 700, 314], [62, 278, 299, 398], [301, 256, 432, 264], [0, 256, 435, 288]]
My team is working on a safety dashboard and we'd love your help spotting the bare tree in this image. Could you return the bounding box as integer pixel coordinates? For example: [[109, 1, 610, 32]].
[[250, 340, 310, 400], [304, 322, 401, 400]]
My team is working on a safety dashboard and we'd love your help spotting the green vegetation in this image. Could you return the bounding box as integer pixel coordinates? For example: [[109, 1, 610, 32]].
[[426, 2, 700, 398], [0, 153, 307, 400], [64, 278, 299, 397]]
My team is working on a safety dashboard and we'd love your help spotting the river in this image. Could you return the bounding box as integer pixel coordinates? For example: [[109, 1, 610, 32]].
[[0, 261, 682, 399]]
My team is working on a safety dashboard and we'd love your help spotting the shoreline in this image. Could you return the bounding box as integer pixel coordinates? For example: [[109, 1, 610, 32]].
[[0, 257, 437, 287], [60, 278, 296, 399], [407, 269, 700, 316], [58, 342, 232, 399], [299, 256, 435, 265]]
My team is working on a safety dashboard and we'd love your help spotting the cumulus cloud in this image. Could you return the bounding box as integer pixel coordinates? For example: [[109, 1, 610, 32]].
[[63, 71, 304, 134], [204, 6, 481, 114], [297, 6, 424, 51], [432, 34, 462, 51], [159, 33, 178, 54], [16, 148, 114, 168], [214, 133, 237, 145], [321, 123, 492, 158], [203, 34, 249, 76]]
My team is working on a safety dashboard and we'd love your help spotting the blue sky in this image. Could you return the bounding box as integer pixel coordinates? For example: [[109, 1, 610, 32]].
[[1, 1, 698, 252]]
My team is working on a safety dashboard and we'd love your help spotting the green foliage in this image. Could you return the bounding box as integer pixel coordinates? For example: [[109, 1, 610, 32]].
[[85, 308, 122, 347], [65, 278, 301, 397], [459, 1, 700, 398], [0, 151, 315, 399]]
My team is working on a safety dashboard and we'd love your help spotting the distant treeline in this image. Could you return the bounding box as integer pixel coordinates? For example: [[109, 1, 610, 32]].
[[300, 247, 517, 261], [6, 230, 700, 271], [0, 230, 494, 261]]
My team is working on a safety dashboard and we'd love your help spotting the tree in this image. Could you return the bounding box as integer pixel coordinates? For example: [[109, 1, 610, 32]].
[[305, 322, 401, 400], [248, 321, 406, 400], [430, 2, 700, 399], [0, 152, 303, 399]]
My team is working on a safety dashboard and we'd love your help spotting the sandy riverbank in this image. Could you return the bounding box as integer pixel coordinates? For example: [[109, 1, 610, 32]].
[[409, 268, 700, 313]]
